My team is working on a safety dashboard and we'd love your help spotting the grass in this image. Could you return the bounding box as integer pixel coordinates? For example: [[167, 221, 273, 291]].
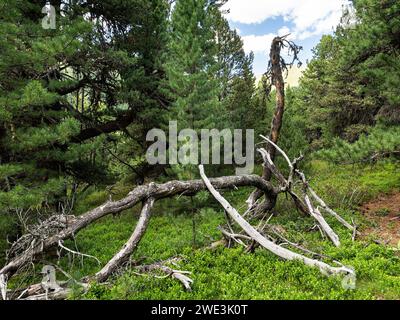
[[3, 160, 400, 299], [375, 208, 391, 217]]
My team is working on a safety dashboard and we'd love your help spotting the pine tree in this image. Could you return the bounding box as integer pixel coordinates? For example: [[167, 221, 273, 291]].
[[0, 0, 169, 213], [297, 0, 400, 151], [165, 0, 222, 133], [163, 0, 230, 246], [225, 54, 257, 131], [318, 126, 400, 164], [213, 10, 257, 132], [164, 0, 224, 181]]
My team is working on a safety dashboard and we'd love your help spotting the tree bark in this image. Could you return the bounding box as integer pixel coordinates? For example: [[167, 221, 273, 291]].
[[263, 37, 286, 181], [247, 37, 288, 209]]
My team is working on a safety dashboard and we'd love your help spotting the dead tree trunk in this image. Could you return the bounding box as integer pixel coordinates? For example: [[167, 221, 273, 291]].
[[247, 35, 302, 211], [95, 198, 155, 283], [263, 37, 286, 181]]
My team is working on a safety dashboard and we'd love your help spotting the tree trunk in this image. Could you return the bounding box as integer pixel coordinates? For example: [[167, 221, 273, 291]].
[[263, 36, 286, 181], [247, 37, 287, 209]]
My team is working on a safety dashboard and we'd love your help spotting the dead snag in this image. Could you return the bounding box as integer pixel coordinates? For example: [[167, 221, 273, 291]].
[[247, 35, 302, 210]]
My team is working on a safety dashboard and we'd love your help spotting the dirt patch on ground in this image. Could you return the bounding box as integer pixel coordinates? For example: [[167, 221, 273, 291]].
[[360, 192, 400, 246]]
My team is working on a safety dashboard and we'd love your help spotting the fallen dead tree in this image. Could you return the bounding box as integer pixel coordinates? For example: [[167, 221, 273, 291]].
[[0, 175, 277, 281], [0, 174, 278, 299], [199, 165, 352, 275], [0, 141, 356, 300]]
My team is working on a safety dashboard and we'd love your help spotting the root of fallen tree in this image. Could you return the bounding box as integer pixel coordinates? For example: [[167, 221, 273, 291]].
[[0, 141, 356, 300]]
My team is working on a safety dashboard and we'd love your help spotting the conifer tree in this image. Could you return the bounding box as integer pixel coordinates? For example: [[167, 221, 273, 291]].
[[164, 0, 224, 182], [165, 0, 222, 135], [164, 0, 236, 245], [297, 0, 400, 156], [0, 0, 169, 213], [213, 9, 257, 132]]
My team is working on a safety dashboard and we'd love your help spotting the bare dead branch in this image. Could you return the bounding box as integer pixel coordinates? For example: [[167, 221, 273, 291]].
[[135, 257, 193, 291], [199, 165, 353, 276], [95, 198, 155, 282], [308, 186, 356, 232], [58, 240, 101, 266], [260, 135, 293, 171], [304, 196, 340, 247], [1, 175, 277, 282]]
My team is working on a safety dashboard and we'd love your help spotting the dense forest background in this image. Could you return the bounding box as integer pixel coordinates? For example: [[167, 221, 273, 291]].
[[0, 0, 399, 300]]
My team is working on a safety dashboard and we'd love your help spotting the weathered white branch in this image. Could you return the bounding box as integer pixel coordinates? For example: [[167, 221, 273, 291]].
[[199, 165, 352, 276], [304, 195, 340, 247], [308, 187, 355, 232], [58, 240, 101, 266], [260, 135, 293, 171], [0, 274, 6, 300], [295, 169, 353, 231], [169, 271, 193, 291], [95, 198, 155, 282], [218, 227, 251, 247], [258, 148, 288, 186], [136, 258, 194, 291]]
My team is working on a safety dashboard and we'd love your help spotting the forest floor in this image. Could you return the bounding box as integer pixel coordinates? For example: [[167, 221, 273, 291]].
[[4, 160, 400, 300], [361, 192, 400, 246]]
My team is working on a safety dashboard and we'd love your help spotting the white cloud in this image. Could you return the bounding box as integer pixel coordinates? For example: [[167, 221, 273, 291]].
[[223, 0, 351, 48], [241, 34, 275, 54], [242, 31, 296, 55], [277, 26, 291, 37]]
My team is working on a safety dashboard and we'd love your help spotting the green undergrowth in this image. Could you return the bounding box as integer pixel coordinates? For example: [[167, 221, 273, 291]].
[[4, 160, 400, 299]]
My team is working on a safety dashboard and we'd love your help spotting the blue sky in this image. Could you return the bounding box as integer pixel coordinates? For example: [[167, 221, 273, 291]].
[[222, 0, 351, 77]]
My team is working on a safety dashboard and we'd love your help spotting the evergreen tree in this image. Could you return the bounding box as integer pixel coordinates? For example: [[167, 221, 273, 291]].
[[318, 125, 400, 164], [164, 0, 223, 182], [212, 9, 257, 132], [165, 0, 222, 134], [0, 0, 169, 213], [296, 0, 400, 155]]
